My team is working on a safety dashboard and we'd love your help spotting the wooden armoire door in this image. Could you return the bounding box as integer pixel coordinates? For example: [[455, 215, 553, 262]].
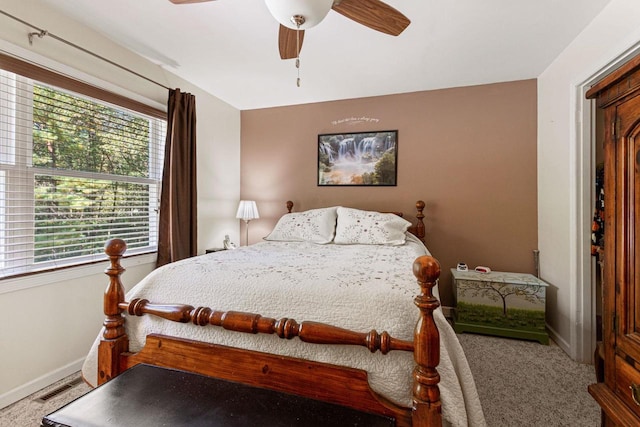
[[608, 94, 640, 413], [587, 54, 640, 426]]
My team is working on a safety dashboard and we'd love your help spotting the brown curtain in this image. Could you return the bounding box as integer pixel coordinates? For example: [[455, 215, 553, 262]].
[[156, 89, 197, 267]]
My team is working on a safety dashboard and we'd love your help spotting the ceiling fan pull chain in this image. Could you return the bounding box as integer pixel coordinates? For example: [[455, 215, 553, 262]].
[[291, 14, 304, 87], [295, 26, 301, 87]]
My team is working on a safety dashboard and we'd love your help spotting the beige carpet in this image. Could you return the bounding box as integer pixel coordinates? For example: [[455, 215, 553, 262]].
[[458, 333, 600, 426], [0, 333, 600, 427]]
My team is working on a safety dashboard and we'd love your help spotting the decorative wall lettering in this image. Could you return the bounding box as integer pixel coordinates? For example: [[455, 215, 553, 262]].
[[331, 116, 380, 126]]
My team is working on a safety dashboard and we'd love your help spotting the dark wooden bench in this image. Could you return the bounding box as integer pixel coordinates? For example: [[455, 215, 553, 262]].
[[42, 364, 395, 427]]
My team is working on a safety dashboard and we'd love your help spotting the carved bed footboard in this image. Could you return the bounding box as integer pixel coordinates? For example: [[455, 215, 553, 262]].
[[97, 201, 442, 426], [98, 241, 442, 426]]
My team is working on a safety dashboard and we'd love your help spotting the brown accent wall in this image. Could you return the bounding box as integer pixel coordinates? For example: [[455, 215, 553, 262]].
[[240, 79, 537, 306]]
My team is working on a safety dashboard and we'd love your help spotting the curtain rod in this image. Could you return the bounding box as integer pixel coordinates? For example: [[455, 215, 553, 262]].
[[0, 9, 172, 91]]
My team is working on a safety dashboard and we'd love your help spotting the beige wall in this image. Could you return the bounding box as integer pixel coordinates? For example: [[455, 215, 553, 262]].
[[241, 79, 538, 306]]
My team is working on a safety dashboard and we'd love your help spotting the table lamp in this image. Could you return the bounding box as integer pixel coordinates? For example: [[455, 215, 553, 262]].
[[236, 200, 259, 246]]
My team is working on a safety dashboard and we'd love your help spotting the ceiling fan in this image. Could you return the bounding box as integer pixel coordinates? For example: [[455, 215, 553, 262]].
[[168, 0, 411, 60]]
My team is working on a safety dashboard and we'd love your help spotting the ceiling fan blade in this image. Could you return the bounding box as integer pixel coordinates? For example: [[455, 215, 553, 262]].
[[169, 0, 215, 4], [332, 0, 410, 36], [278, 25, 305, 60]]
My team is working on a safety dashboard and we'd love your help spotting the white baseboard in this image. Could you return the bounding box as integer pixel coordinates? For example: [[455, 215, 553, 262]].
[[546, 322, 572, 356], [0, 357, 84, 410]]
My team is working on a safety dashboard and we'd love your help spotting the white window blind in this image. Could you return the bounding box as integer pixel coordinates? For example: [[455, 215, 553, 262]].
[[0, 68, 166, 278]]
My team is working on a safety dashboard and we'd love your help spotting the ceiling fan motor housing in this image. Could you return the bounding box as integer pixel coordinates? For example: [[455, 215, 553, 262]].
[[264, 0, 334, 30]]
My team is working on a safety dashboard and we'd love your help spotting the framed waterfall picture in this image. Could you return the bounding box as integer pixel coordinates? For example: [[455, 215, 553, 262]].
[[317, 130, 398, 186]]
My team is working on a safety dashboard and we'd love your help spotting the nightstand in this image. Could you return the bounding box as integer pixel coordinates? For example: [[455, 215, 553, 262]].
[[205, 247, 226, 254], [451, 268, 549, 344]]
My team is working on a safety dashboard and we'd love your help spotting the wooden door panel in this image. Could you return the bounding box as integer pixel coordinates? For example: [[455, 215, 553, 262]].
[[613, 96, 640, 362], [635, 135, 640, 342]]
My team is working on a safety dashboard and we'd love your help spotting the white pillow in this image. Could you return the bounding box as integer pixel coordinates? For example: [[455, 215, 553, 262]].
[[264, 207, 338, 244], [334, 207, 410, 245]]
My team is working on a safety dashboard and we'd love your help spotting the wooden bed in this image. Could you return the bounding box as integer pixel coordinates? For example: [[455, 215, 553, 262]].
[[95, 201, 448, 426]]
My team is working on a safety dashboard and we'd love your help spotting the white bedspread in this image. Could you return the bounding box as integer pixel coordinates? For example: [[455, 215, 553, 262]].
[[82, 234, 485, 426]]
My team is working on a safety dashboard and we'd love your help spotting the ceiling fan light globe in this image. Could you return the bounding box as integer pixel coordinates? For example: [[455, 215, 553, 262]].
[[264, 0, 333, 30]]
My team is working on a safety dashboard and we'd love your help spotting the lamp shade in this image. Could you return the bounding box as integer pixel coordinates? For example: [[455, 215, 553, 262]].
[[236, 200, 259, 221], [264, 0, 334, 30]]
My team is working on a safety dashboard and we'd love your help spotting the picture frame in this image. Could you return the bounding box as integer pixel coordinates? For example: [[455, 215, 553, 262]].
[[317, 130, 398, 186]]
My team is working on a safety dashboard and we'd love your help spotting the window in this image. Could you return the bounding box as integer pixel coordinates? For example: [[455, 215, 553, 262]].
[[0, 59, 166, 279]]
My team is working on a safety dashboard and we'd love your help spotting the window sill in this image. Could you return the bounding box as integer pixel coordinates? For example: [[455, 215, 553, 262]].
[[0, 252, 157, 295]]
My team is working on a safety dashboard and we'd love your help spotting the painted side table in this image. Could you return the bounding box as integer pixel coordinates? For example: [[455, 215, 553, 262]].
[[451, 268, 549, 344]]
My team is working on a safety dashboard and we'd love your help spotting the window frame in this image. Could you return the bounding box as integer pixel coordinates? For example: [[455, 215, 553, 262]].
[[0, 53, 166, 281]]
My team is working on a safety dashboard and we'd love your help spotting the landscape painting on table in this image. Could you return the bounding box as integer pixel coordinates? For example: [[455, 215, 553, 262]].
[[318, 131, 398, 186]]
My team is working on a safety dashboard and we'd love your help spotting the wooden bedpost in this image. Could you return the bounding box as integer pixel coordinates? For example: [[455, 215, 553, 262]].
[[414, 200, 426, 242], [412, 255, 442, 426], [97, 238, 129, 385], [286, 200, 294, 213]]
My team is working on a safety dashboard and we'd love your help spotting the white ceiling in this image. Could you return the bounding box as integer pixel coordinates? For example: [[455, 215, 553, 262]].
[[38, 0, 612, 110]]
